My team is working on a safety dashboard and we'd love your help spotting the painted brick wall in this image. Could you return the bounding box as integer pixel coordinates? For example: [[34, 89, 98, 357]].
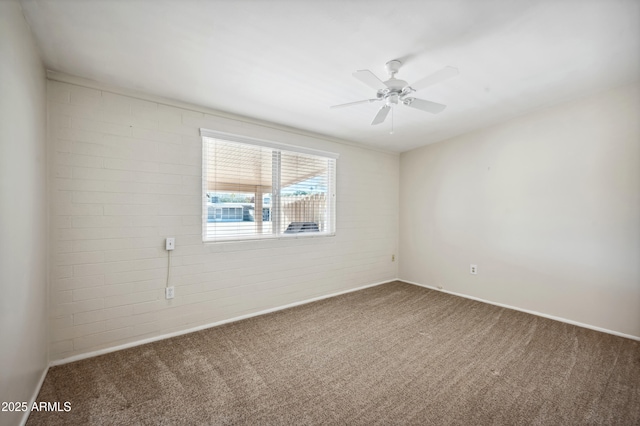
[[48, 78, 399, 360]]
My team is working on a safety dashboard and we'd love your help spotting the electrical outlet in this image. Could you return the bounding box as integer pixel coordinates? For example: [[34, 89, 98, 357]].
[[166, 237, 175, 251], [391, 254, 396, 262], [470, 264, 478, 275], [165, 286, 175, 299]]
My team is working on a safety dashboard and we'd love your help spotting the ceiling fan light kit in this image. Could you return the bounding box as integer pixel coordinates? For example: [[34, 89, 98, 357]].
[[331, 59, 459, 128]]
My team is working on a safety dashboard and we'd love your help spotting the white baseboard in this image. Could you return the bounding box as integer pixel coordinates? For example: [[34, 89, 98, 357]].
[[50, 279, 396, 367], [400, 279, 640, 341], [48, 276, 637, 371], [29, 275, 638, 422], [19, 365, 49, 426]]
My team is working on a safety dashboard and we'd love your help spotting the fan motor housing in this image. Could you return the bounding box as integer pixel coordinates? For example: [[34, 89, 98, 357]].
[[384, 78, 408, 91]]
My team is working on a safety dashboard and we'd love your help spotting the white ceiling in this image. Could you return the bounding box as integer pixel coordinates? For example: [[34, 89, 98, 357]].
[[20, 0, 640, 152]]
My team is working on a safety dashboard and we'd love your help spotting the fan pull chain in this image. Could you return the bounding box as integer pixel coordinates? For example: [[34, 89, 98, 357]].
[[390, 106, 394, 135]]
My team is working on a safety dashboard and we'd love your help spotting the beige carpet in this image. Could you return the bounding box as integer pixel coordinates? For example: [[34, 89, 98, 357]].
[[28, 281, 640, 425]]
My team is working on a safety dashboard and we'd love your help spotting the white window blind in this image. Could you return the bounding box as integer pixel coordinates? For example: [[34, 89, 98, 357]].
[[202, 130, 337, 242]]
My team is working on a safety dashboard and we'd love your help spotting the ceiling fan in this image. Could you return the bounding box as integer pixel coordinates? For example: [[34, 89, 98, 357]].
[[331, 60, 458, 126]]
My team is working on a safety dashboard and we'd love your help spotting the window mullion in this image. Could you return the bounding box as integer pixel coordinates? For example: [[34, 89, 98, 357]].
[[327, 158, 336, 234], [272, 150, 282, 235]]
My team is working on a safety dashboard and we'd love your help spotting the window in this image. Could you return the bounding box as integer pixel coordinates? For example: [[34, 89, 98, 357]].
[[202, 129, 337, 242]]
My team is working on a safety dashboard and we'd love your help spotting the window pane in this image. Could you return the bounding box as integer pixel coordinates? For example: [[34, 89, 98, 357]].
[[279, 151, 332, 235]]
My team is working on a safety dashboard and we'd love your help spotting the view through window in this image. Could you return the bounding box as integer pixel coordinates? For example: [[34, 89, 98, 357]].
[[202, 131, 337, 242]]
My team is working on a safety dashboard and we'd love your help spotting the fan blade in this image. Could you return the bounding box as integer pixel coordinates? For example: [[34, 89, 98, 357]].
[[404, 98, 447, 114], [371, 105, 391, 125], [353, 70, 387, 91], [330, 99, 379, 109], [410, 66, 459, 92]]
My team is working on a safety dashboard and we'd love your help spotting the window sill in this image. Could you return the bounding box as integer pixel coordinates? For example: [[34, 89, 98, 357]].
[[202, 231, 336, 244]]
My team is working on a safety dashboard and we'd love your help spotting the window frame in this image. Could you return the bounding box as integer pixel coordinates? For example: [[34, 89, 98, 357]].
[[201, 129, 338, 243]]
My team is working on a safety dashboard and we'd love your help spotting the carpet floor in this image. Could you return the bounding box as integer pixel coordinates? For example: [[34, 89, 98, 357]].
[[28, 281, 640, 425]]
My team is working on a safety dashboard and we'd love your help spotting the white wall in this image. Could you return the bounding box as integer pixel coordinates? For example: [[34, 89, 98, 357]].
[[0, 1, 48, 425], [47, 76, 399, 361], [400, 83, 640, 338]]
